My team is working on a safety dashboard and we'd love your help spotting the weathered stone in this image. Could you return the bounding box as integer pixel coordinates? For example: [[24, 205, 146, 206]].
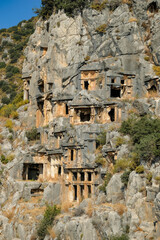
[[106, 173, 125, 204]]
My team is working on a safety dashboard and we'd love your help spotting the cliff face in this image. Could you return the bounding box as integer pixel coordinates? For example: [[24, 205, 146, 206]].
[[0, 1, 160, 240]]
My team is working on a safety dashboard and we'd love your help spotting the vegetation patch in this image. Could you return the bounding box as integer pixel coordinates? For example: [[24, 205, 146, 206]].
[[95, 24, 107, 33], [37, 204, 60, 240], [120, 115, 160, 165], [26, 127, 40, 141]]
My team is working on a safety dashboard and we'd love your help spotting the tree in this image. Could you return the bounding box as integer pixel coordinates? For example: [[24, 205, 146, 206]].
[[38, 0, 92, 19]]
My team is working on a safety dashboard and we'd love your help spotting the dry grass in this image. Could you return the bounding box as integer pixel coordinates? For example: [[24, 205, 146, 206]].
[[61, 202, 73, 213], [134, 226, 144, 232], [122, 0, 132, 3], [113, 203, 127, 216], [86, 200, 94, 217], [129, 17, 138, 23], [3, 207, 16, 222], [102, 203, 127, 216], [127, 107, 139, 115], [48, 227, 56, 239]]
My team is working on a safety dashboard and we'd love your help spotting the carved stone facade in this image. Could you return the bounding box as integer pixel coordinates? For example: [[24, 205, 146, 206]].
[[21, 62, 159, 203]]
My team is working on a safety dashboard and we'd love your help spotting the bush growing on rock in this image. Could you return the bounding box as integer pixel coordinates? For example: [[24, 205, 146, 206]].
[[37, 204, 60, 240], [109, 233, 129, 240], [95, 24, 107, 33], [99, 172, 112, 193], [135, 165, 144, 174], [0, 62, 6, 68], [26, 127, 40, 141], [120, 116, 160, 164], [96, 130, 106, 147], [120, 170, 131, 187], [38, 0, 92, 19]]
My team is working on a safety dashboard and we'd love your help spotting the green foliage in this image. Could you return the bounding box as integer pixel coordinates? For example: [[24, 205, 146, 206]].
[[95, 24, 107, 33], [26, 128, 40, 141], [109, 233, 129, 240], [121, 171, 131, 187], [5, 119, 13, 129], [91, 0, 108, 11], [146, 172, 152, 185], [153, 65, 160, 77], [10, 111, 19, 119], [37, 204, 60, 240], [84, 55, 90, 61], [38, 0, 92, 19], [108, 0, 122, 11], [0, 62, 6, 68], [1, 97, 10, 105], [115, 136, 125, 147], [95, 153, 106, 166], [0, 28, 6, 33], [99, 172, 112, 193], [155, 176, 160, 183], [6, 65, 20, 74], [96, 130, 106, 146], [120, 116, 160, 164], [114, 158, 130, 173], [135, 165, 144, 174], [0, 154, 14, 164], [0, 104, 16, 118]]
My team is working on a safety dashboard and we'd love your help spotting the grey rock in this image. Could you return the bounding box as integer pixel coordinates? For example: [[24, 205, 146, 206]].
[[106, 173, 125, 203]]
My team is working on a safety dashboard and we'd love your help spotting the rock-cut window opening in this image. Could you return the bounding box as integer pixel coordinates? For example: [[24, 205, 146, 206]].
[[84, 81, 89, 90], [108, 108, 115, 122]]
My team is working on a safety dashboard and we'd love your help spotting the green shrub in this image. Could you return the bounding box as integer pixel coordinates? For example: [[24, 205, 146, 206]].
[[146, 172, 152, 185], [153, 65, 160, 76], [1, 97, 10, 104], [96, 130, 106, 147], [114, 158, 130, 173], [38, 0, 91, 19], [95, 24, 107, 33], [91, 0, 108, 11], [1, 155, 8, 164], [84, 55, 90, 61], [5, 119, 13, 129], [121, 171, 131, 187], [115, 136, 125, 147], [155, 176, 160, 183], [109, 233, 129, 240], [99, 172, 112, 193], [10, 111, 19, 119], [2, 53, 7, 59], [120, 116, 160, 164], [0, 62, 6, 68], [37, 205, 60, 240], [108, 0, 122, 11], [135, 165, 144, 174], [0, 104, 16, 117], [95, 154, 106, 166], [0, 28, 6, 33], [6, 65, 20, 74], [26, 128, 40, 141]]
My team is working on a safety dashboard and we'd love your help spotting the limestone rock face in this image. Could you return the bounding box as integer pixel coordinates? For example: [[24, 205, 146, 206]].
[[106, 173, 125, 203]]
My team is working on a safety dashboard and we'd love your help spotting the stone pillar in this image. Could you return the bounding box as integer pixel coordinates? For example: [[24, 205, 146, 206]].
[[77, 185, 80, 202], [77, 172, 80, 181], [85, 172, 88, 182], [91, 106, 95, 123], [26, 165, 28, 180], [70, 108, 74, 124], [84, 184, 88, 199]]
